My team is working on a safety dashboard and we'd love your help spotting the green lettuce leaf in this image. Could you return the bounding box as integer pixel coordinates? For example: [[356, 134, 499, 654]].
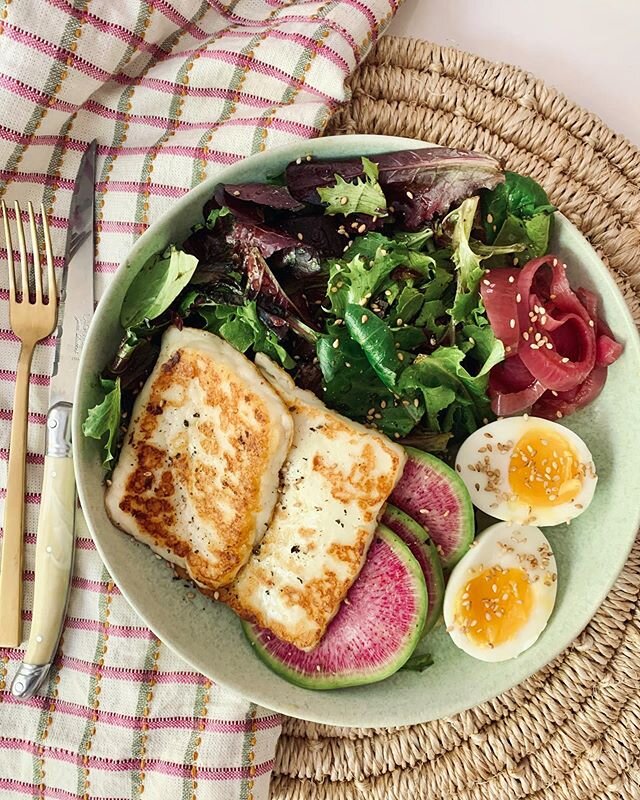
[[325, 251, 401, 318], [394, 286, 424, 324], [448, 197, 486, 324], [344, 304, 400, 390], [481, 171, 555, 261], [317, 157, 388, 218], [82, 377, 122, 468], [121, 246, 199, 328], [317, 325, 423, 437], [205, 205, 230, 229], [415, 298, 448, 338], [399, 333, 503, 434], [482, 170, 555, 239], [198, 301, 294, 368], [400, 652, 434, 672], [491, 213, 551, 261]]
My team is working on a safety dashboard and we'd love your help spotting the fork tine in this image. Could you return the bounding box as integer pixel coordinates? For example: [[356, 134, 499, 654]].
[[40, 203, 56, 303], [13, 201, 28, 302], [27, 202, 43, 304], [1, 200, 16, 302]]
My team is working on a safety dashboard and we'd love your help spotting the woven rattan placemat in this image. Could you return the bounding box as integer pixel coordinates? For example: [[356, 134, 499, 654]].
[[270, 37, 640, 800]]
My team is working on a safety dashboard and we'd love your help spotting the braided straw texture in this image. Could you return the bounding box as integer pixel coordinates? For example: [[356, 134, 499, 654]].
[[271, 37, 640, 800]]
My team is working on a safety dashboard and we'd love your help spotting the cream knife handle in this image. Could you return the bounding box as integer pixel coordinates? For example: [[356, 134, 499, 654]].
[[11, 403, 75, 699]]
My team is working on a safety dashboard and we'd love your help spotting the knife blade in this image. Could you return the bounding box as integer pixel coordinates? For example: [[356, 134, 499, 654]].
[[11, 141, 97, 699]]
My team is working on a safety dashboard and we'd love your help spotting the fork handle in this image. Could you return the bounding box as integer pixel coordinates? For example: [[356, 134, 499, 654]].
[[0, 342, 35, 647]]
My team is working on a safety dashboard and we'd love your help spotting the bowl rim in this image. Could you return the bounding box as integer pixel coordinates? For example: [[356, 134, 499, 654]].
[[73, 133, 640, 727]]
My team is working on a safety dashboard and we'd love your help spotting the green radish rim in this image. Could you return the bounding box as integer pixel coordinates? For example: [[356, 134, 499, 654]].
[[392, 446, 475, 569], [382, 504, 445, 635]]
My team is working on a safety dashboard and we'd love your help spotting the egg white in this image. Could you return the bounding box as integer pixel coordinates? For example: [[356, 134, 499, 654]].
[[443, 522, 558, 662], [454, 416, 597, 526]]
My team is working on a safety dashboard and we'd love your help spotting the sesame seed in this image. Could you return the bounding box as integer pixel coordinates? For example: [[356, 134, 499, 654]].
[[487, 214, 494, 223], [397, 352, 404, 361], [545, 342, 553, 349], [483, 279, 491, 286], [413, 398, 420, 407], [516, 293, 522, 303], [233, 190, 240, 196], [406, 190, 414, 200], [345, 362, 351, 367], [561, 357, 569, 363], [523, 331, 530, 341], [380, 400, 387, 409], [396, 318, 403, 326], [556, 411, 563, 418], [509, 318, 516, 329], [513, 257, 519, 266], [589, 319, 595, 327], [552, 258, 558, 267], [297, 232, 304, 241], [295, 157, 302, 165], [339, 196, 348, 205], [530, 343, 539, 350], [332, 339, 339, 349], [508, 275, 515, 284], [361, 314, 368, 323], [306, 155, 313, 161], [357, 223, 367, 234]]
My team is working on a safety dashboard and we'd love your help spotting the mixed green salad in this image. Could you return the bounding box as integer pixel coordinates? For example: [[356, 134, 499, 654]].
[[84, 147, 557, 467]]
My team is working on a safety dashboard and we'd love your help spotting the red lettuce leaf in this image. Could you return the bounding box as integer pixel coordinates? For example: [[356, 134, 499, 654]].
[[285, 147, 504, 229]]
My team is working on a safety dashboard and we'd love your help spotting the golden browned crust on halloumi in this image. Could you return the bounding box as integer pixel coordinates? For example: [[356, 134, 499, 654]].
[[219, 356, 406, 650], [105, 327, 293, 590]]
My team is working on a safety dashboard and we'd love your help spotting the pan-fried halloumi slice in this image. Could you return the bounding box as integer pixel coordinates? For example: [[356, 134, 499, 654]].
[[105, 327, 294, 590], [220, 356, 407, 651]]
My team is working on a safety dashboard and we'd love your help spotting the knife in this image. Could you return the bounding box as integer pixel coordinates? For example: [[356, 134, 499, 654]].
[[11, 141, 97, 699]]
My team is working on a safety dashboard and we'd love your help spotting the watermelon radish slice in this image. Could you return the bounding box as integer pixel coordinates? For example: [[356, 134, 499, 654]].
[[243, 526, 427, 690], [390, 446, 474, 569], [382, 504, 444, 634]]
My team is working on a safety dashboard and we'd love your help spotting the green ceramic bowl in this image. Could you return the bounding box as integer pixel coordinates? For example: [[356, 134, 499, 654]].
[[73, 135, 640, 727]]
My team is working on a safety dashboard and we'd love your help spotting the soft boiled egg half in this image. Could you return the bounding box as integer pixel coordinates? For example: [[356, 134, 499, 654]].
[[443, 522, 557, 662], [455, 416, 597, 526]]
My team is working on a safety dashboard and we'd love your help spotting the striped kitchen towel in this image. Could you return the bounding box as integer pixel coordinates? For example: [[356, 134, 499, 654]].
[[0, 1, 401, 798]]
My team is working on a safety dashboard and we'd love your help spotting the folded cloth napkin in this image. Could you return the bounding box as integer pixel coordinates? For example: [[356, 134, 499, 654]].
[[0, 2, 400, 797]]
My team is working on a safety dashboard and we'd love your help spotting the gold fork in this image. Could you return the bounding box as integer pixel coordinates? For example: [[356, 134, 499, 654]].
[[0, 201, 57, 647]]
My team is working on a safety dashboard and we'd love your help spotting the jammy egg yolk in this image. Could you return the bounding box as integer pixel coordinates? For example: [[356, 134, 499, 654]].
[[509, 429, 582, 507], [456, 567, 534, 648]]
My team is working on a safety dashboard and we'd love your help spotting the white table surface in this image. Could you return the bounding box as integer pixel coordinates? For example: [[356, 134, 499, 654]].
[[388, 0, 640, 147]]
